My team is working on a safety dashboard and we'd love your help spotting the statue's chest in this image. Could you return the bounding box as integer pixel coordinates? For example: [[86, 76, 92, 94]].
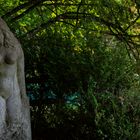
[[0, 48, 17, 65]]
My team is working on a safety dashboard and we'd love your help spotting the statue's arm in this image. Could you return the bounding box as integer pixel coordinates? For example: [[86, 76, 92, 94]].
[[17, 45, 29, 105]]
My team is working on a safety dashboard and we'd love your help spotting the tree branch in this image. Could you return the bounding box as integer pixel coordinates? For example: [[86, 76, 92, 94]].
[[125, 14, 140, 31], [2, 0, 48, 20], [21, 12, 126, 37], [2, 1, 35, 19]]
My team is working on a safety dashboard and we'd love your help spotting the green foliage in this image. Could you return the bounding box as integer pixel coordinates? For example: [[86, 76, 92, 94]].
[[31, 78, 140, 140], [28, 31, 139, 139], [1, 1, 140, 139]]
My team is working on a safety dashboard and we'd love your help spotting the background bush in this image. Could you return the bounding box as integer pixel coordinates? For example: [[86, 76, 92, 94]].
[[26, 32, 140, 140], [1, 1, 140, 139]]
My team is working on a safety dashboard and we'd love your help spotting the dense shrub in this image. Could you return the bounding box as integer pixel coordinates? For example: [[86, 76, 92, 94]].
[[31, 82, 140, 140], [24, 29, 139, 140]]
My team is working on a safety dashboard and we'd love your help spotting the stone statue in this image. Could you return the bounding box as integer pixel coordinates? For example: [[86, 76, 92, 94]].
[[0, 17, 31, 140]]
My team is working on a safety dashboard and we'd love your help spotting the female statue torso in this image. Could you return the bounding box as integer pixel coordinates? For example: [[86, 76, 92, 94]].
[[0, 18, 31, 140], [0, 47, 18, 100]]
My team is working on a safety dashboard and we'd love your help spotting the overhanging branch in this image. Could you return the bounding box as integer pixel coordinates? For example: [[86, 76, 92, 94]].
[[2, 0, 48, 20]]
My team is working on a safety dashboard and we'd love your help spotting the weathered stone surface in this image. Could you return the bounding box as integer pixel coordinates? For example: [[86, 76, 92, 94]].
[[0, 17, 31, 140]]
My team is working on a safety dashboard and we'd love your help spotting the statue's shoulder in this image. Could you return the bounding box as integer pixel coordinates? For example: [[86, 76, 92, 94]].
[[0, 17, 24, 59], [0, 17, 10, 31]]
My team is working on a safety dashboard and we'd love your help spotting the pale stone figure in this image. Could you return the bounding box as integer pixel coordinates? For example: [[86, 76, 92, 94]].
[[0, 17, 31, 139]]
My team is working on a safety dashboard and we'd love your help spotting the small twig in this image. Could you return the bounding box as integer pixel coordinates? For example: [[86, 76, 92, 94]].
[[124, 14, 140, 31], [36, 7, 45, 22]]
